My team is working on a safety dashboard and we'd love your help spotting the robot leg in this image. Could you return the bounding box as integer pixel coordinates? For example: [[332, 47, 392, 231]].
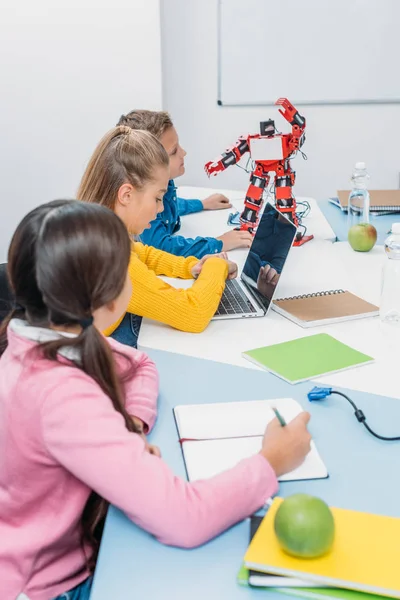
[[239, 172, 270, 233], [275, 172, 313, 246]]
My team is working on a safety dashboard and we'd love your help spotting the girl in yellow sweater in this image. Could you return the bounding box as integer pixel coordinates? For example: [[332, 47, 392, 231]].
[[77, 126, 237, 346]]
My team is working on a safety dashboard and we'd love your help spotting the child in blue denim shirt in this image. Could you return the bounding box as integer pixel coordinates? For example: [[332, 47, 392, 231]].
[[116, 110, 252, 258]]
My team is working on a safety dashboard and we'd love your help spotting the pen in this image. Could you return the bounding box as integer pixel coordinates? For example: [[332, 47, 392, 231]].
[[272, 407, 287, 427]]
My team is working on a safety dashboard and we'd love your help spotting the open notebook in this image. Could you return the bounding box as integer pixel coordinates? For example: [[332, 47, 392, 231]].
[[174, 398, 328, 482]]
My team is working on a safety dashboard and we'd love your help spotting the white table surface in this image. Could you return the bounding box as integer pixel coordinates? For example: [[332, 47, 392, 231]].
[[139, 186, 399, 400], [176, 186, 337, 243]]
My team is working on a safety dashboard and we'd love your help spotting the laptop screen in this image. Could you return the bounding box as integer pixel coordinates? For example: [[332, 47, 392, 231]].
[[241, 202, 297, 311]]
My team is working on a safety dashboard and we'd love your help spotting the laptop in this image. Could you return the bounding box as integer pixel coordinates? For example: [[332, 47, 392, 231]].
[[213, 202, 297, 320]]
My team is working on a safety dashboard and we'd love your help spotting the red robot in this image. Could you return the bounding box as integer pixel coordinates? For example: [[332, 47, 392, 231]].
[[204, 98, 313, 246]]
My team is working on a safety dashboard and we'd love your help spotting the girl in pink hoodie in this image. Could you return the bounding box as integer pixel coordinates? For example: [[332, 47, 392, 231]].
[[0, 200, 311, 600]]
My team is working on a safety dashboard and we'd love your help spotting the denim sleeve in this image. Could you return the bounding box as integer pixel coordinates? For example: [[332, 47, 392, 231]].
[[176, 197, 204, 216], [141, 218, 222, 258]]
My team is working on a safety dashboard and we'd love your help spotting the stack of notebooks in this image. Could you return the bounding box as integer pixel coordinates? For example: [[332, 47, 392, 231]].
[[238, 497, 400, 599], [329, 190, 400, 214]]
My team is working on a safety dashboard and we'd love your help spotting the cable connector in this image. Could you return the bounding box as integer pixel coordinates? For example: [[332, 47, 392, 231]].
[[354, 409, 366, 423], [307, 386, 333, 401]]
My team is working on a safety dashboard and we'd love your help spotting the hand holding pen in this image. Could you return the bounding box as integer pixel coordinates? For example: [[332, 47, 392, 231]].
[[259, 409, 312, 477], [272, 406, 287, 427]]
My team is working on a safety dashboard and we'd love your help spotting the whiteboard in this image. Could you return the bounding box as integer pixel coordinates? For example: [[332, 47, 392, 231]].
[[218, 0, 400, 106]]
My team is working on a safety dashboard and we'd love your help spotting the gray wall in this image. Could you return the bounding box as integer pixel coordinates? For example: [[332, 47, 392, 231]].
[[0, 0, 162, 260], [161, 0, 400, 200]]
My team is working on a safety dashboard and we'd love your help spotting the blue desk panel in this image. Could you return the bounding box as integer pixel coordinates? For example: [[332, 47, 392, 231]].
[[91, 349, 400, 600], [319, 199, 398, 244]]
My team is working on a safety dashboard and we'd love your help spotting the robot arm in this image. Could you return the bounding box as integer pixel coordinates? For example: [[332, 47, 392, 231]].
[[275, 97, 306, 154], [204, 136, 249, 177], [275, 98, 306, 130]]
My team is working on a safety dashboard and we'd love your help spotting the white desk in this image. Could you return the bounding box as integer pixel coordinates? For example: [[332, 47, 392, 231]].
[[139, 187, 399, 400], [177, 186, 336, 243]]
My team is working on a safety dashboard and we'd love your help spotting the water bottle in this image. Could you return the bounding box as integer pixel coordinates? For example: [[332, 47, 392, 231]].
[[348, 162, 370, 230], [380, 223, 400, 325], [347, 162, 377, 252]]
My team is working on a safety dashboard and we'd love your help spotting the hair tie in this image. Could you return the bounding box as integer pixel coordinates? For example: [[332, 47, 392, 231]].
[[79, 316, 94, 329]]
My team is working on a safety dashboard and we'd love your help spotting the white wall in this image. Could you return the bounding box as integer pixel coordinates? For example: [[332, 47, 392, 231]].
[[0, 0, 162, 260], [161, 0, 400, 203]]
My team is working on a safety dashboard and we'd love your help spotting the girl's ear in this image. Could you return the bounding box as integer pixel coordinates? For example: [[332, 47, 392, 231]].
[[116, 183, 134, 207], [105, 299, 117, 314]]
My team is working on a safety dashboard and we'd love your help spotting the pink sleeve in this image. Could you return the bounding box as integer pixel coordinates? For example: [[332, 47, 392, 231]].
[[41, 376, 278, 549], [108, 338, 159, 432]]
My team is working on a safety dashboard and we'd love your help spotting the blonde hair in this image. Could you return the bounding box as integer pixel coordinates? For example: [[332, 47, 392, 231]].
[[77, 126, 169, 210], [117, 110, 173, 139]]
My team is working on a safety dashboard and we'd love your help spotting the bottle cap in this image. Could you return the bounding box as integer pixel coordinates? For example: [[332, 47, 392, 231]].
[[355, 161, 366, 170], [391, 223, 400, 234]]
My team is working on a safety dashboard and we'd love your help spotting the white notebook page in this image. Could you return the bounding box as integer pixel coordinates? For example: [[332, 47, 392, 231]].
[[174, 398, 327, 482]]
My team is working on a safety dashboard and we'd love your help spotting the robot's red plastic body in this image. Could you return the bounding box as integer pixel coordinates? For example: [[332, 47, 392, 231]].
[[205, 98, 313, 246]]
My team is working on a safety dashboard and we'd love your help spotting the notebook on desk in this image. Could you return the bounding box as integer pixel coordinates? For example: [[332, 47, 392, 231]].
[[173, 398, 328, 483], [272, 289, 379, 328], [330, 190, 400, 213], [242, 334, 374, 384]]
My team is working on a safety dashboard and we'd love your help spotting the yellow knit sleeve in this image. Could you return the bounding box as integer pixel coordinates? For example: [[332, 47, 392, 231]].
[[133, 242, 198, 279], [104, 252, 228, 336]]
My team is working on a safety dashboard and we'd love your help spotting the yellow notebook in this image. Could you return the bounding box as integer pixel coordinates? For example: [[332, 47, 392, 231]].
[[244, 498, 400, 599]]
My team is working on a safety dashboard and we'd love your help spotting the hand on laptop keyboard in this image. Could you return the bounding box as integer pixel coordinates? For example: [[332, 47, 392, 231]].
[[215, 279, 257, 315], [191, 253, 238, 280]]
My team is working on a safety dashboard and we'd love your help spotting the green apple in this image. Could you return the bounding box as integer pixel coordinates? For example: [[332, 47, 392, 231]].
[[274, 494, 335, 559], [348, 222, 377, 252]]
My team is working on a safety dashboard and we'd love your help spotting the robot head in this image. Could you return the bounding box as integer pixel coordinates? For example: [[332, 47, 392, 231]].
[[259, 120, 275, 137]]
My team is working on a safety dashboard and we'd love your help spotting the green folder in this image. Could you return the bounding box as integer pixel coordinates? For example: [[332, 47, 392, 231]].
[[242, 333, 374, 384], [237, 565, 388, 600]]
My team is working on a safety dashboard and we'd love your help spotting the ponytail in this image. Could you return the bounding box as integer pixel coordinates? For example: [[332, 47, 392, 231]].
[[40, 325, 136, 432], [39, 323, 139, 569]]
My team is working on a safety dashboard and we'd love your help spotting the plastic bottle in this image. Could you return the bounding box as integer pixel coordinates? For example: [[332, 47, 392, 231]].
[[348, 162, 370, 229], [380, 223, 400, 325]]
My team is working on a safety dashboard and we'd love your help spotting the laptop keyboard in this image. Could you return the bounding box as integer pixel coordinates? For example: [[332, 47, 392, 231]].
[[215, 279, 258, 316]]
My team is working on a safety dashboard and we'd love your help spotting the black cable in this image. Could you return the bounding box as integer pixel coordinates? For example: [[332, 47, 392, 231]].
[[331, 391, 358, 411], [331, 390, 400, 441]]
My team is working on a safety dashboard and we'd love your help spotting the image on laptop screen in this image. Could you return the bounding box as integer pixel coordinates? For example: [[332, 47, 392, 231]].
[[242, 202, 297, 311]]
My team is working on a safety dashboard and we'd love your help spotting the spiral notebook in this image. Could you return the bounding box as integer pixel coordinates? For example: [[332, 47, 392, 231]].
[[272, 290, 379, 328], [330, 190, 400, 213]]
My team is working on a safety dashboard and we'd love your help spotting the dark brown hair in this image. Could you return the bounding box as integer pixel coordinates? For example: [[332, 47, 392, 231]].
[[76, 126, 169, 211], [0, 199, 140, 569], [117, 109, 173, 139]]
